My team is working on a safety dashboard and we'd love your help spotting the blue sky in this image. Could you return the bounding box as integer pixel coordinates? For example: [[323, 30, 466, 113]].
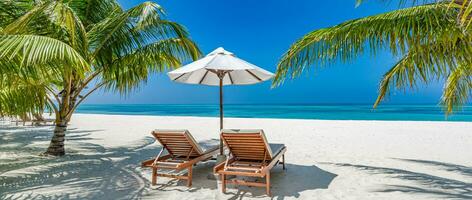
[[86, 0, 444, 105]]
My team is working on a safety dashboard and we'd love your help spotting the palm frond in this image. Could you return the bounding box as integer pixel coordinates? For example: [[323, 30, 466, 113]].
[[85, 1, 201, 94], [0, 0, 34, 28], [1, 1, 52, 34], [0, 35, 89, 75], [373, 53, 430, 108], [374, 37, 472, 108], [101, 37, 201, 93], [88, 1, 191, 65], [449, 0, 472, 29], [274, 3, 460, 85], [67, 0, 122, 28], [0, 74, 52, 119], [49, 2, 89, 56], [2, 1, 89, 57], [440, 63, 472, 114]]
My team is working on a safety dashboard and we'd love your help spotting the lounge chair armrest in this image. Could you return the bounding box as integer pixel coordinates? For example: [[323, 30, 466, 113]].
[[214, 161, 225, 173], [178, 147, 219, 169], [141, 154, 173, 167], [141, 159, 155, 167], [261, 146, 286, 175], [214, 157, 236, 173]]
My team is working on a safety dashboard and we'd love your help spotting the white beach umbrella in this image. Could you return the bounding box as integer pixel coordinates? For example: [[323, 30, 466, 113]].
[[167, 47, 274, 154]]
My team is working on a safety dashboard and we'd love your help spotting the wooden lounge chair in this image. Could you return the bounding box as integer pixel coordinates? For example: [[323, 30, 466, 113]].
[[141, 129, 219, 187], [214, 129, 287, 196]]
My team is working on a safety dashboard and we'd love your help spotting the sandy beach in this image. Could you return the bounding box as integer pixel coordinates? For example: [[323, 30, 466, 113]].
[[1, 114, 471, 199]]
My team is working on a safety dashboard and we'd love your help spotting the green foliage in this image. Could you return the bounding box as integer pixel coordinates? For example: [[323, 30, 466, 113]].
[[449, 0, 472, 29], [0, 0, 201, 120], [0, 35, 89, 73], [0, 0, 34, 27], [441, 64, 472, 114], [0, 74, 51, 119], [275, 1, 472, 115]]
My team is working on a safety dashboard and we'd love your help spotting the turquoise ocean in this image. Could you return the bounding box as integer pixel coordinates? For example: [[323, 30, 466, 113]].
[[75, 104, 472, 122]]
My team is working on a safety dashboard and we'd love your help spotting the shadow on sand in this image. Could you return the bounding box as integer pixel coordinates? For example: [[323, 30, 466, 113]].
[[0, 125, 158, 200], [0, 125, 337, 199], [218, 164, 337, 200], [323, 159, 472, 200]]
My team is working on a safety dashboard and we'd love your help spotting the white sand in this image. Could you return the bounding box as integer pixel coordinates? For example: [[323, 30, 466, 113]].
[[1, 114, 471, 199]]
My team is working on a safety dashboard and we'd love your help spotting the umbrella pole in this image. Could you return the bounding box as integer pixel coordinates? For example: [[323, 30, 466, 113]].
[[219, 78, 224, 155]]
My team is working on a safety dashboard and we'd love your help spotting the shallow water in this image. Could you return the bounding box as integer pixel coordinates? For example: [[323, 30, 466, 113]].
[[75, 104, 472, 122]]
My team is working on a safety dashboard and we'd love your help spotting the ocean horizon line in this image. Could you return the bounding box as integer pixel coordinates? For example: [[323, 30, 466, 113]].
[[80, 103, 471, 106]]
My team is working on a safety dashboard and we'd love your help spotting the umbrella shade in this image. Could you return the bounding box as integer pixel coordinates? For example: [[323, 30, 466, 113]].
[[167, 47, 274, 155], [168, 47, 274, 86]]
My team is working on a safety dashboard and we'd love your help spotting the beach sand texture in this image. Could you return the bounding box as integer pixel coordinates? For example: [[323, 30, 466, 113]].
[[1, 114, 471, 199]]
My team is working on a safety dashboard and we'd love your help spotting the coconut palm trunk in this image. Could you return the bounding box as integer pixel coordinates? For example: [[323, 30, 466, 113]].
[[45, 90, 74, 156], [46, 119, 68, 156]]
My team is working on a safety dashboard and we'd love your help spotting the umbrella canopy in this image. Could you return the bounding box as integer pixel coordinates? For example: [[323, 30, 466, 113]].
[[168, 47, 274, 85], [167, 47, 274, 155]]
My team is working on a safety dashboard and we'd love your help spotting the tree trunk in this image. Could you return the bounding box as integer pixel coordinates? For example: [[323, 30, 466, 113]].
[[44, 85, 75, 156], [45, 118, 67, 156], [43, 76, 81, 156]]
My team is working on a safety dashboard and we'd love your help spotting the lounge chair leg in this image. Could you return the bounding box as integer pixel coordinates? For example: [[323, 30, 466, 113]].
[[221, 174, 226, 193], [266, 173, 271, 196], [187, 167, 193, 187], [282, 154, 286, 170], [151, 167, 157, 185]]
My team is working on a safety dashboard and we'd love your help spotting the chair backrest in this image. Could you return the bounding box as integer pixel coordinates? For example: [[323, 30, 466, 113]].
[[152, 129, 203, 157], [221, 129, 274, 161]]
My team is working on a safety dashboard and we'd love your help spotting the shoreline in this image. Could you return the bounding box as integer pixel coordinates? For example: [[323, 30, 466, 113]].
[[72, 104, 472, 122], [71, 113, 472, 123]]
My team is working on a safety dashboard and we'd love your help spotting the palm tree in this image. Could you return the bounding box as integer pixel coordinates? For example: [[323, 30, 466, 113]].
[[274, 1, 472, 114], [0, 0, 201, 156]]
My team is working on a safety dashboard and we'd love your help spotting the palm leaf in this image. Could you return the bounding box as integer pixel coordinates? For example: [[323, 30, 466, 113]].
[[67, 0, 122, 28], [101, 37, 200, 93], [373, 52, 431, 108], [88, 1, 190, 64], [0, 0, 34, 28], [0, 35, 89, 75], [0, 74, 52, 119], [2, 1, 89, 57], [1, 1, 52, 34], [440, 63, 472, 114], [449, 0, 472, 28], [374, 37, 472, 108], [274, 3, 460, 85]]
